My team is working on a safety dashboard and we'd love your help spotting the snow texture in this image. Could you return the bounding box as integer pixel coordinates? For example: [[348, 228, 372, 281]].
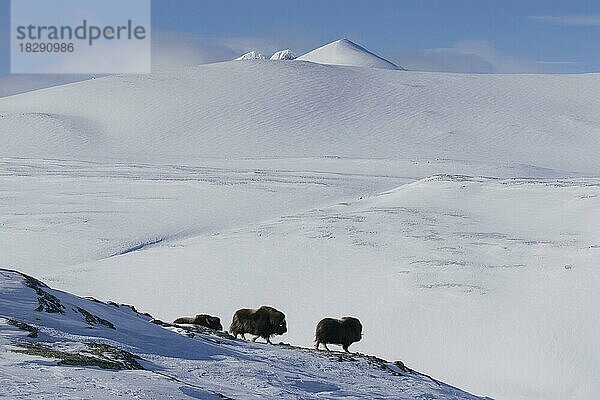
[[1, 61, 599, 174], [1, 42, 599, 400]]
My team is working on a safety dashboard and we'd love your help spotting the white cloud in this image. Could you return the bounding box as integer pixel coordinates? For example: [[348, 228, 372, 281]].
[[392, 40, 577, 74], [0, 31, 280, 96], [393, 47, 497, 73], [0, 34, 582, 98], [529, 15, 600, 26], [150, 31, 286, 69], [150, 31, 237, 69], [453, 40, 538, 73]]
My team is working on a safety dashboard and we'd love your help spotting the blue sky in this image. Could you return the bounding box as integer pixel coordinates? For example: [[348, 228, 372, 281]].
[[1, 0, 600, 74]]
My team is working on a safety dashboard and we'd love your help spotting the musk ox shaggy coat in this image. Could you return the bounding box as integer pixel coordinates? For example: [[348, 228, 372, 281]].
[[173, 314, 223, 331], [229, 306, 287, 343], [315, 317, 363, 352]]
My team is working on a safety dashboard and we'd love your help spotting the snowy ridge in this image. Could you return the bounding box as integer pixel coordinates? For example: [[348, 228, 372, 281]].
[[297, 39, 401, 70], [0, 268, 486, 399]]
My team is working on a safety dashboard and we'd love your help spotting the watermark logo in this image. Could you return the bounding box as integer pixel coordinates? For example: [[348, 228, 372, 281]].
[[11, 0, 151, 74]]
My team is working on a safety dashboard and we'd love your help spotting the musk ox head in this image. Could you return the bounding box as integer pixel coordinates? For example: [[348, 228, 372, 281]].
[[173, 314, 223, 331], [315, 316, 363, 352], [229, 305, 287, 343]]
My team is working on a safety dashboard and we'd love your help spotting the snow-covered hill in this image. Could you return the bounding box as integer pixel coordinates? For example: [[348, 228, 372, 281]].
[[297, 39, 401, 70], [46, 173, 600, 400], [1, 61, 599, 173], [0, 268, 486, 399]]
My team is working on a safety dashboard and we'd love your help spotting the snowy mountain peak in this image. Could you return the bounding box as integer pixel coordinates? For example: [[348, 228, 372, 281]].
[[235, 51, 266, 60], [270, 49, 297, 60], [297, 38, 403, 70], [334, 38, 356, 46]]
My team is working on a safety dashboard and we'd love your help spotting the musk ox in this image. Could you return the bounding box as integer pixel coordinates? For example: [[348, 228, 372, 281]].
[[173, 314, 223, 331], [229, 306, 287, 343], [315, 317, 363, 352]]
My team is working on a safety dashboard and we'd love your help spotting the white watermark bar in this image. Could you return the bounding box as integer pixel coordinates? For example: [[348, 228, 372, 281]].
[[10, 0, 151, 74]]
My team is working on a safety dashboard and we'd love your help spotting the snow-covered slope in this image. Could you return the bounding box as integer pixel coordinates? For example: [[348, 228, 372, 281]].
[[297, 39, 401, 69], [47, 174, 600, 400], [0, 74, 92, 98], [0, 269, 486, 399], [1, 61, 599, 173], [0, 157, 411, 272]]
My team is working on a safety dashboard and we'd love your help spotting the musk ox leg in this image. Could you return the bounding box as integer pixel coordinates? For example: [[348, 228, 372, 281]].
[[315, 341, 320, 350], [266, 337, 273, 344], [251, 335, 259, 342], [323, 344, 330, 351], [343, 345, 350, 353]]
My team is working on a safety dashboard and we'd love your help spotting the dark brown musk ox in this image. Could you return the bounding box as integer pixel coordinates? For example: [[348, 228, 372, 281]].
[[315, 317, 363, 352], [173, 314, 223, 331], [229, 306, 287, 344]]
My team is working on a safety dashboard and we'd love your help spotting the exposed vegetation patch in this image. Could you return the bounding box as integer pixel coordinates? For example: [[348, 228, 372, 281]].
[[152, 318, 235, 341], [7, 319, 39, 338], [84, 342, 144, 370], [20, 273, 48, 291], [84, 296, 103, 303], [19, 271, 64, 314], [179, 324, 235, 341], [76, 307, 116, 330], [11, 341, 144, 370], [277, 342, 441, 386], [122, 303, 154, 319], [107, 301, 154, 319], [150, 318, 171, 327]]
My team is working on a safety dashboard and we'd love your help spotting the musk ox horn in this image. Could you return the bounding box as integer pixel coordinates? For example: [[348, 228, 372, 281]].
[[229, 305, 287, 344], [173, 314, 223, 331], [315, 316, 362, 352]]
